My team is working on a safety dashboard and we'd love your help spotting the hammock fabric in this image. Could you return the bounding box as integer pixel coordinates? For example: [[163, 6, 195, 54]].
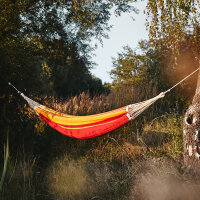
[[20, 93, 165, 139]]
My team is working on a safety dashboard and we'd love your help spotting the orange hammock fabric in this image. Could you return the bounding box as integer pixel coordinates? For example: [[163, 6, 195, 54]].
[[36, 106, 129, 139], [20, 93, 165, 139]]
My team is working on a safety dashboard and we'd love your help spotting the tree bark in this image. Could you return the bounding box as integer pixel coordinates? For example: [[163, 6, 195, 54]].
[[183, 67, 200, 173]]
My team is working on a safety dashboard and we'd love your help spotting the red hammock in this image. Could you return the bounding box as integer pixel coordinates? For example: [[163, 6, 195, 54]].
[[20, 93, 164, 139]]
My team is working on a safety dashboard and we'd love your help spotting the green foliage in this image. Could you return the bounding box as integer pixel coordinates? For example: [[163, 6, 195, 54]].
[[146, 0, 200, 59], [0, 0, 137, 95], [110, 41, 169, 90], [110, 36, 200, 114], [142, 113, 184, 159], [111, 45, 148, 87]]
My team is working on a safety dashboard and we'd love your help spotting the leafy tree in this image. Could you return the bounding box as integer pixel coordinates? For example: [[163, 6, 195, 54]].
[[110, 41, 168, 92], [146, 0, 200, 172], [0, 0, 139, 99], [0, 0, 138, 95], [111, 45, 148, 87], [146, 0, 199, 57], [145, 0, 200, 93]]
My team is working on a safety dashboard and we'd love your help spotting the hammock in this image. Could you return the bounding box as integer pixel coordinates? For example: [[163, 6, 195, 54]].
[[8, 67, 199, 139]]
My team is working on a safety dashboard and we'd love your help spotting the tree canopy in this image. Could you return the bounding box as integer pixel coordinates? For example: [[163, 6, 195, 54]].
[[111, 1, 200, 97], [0, 0, 138, 96], [146, 0, 200, 60]]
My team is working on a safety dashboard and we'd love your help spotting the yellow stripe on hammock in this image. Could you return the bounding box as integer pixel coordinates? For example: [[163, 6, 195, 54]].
[[35, 106, 127, 125]]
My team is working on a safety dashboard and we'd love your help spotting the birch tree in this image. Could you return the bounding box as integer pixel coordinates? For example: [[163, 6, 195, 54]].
[[146, 0, 200, 171]]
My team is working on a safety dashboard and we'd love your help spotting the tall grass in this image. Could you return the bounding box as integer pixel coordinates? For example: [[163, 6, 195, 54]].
[[0, 128, 9, 194], [142, 113, 184, 159], [1, 155, 38, 200], [43, 99, 185, 200], [2, 84, 190, 199], [0, 128, 38, 200], [46, 156, 92, 200], [46, 154, 138, 200]]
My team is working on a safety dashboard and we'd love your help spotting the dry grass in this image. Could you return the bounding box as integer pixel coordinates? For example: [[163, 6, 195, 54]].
[[46, 154, 138, 200], [87, 139, 145, 164], [35, 83, 157, 116], [46, 156, 92, 200], [130, 158, 200, 200]]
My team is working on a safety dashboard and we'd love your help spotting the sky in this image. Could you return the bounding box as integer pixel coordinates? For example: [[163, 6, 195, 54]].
[[90, 1, 148, 83]]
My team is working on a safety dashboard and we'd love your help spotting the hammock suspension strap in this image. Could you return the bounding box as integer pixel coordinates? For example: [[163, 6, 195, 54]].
[[8, 82, 41, 110], [163, 67, 200, 94]]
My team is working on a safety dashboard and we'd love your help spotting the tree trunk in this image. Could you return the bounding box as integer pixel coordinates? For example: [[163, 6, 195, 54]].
[[183, 68, 200, 173]]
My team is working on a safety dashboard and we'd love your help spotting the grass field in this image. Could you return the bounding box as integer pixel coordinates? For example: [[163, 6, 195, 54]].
[[1, 88, 199, 200]]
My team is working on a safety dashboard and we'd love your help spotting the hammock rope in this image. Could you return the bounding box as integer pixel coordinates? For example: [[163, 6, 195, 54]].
[[8, 67, 199, 139], [163, 67, 200, 94]]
